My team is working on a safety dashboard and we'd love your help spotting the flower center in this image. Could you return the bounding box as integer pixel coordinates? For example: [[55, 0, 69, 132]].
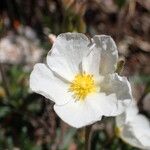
[[69, 73, 96, 100]]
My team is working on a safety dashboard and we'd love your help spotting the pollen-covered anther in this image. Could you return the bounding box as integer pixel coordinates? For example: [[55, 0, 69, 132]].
[[69, 73, 97, 100]]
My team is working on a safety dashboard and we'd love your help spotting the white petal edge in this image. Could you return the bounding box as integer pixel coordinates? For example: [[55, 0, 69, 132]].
[[48, 33, 91, 74], [132, 115, 150, 148], [116, 101, 150, 149], [54, 94, 107, 128], [30, 63, 72, 105], [54, 92, 129, 128], [47, 55, 75, 82], [82, 47, 101, 77], [87, 93, 130, 117], [119, 125, 144, 149], [101, 73, 133, 101], [92, 35, 118, 75]]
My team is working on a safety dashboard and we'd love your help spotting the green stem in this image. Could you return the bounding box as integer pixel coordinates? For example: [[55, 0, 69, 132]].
[[85, 125, 92, 150]]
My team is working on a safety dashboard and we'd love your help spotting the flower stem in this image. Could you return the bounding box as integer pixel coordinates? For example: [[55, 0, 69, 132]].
[[85, 125, 92, 150]]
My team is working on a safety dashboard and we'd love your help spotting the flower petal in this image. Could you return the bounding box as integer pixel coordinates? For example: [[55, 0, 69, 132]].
[[120, 125, 143, 149], [54, 96, 103, 128], [117, 121, 150, 150], [47, 33, 91, 75], [82, 47, 101, 77], [116, 101, 150, 150], [54, 92, 128, 128], [132, 115, 150, 147], [30, 63, 72, 105], [116, 113, 142, 148], [101, 73, 132, 101], [87, 93, 130, 117], [47, 56, 75, 82], [137, 130, 150, 149], [92, 35, 118, 75]]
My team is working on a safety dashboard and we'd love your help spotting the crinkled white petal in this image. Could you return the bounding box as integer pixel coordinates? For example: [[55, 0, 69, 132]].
[[47, 33, 91, 74], [101, 73, 132, 101], [116, 101, 138, 126], [87, 93, 130, 117], [82, 47, 101, 77], [119, 125, 144, 149], [132, 115, 150, 148], [92, 35, 118, 75], [54, 92, 129, 128], [134, 128, 150, 148], [116, 101, 150, 149], [30, 63, 72, 105], [125, 102, 139, 122], [118, 120, 150, 150], [137, 129, 150, 150], [47, 55, 75, 82], [131, 114, 150, 129], [54, 93, 111, 128]]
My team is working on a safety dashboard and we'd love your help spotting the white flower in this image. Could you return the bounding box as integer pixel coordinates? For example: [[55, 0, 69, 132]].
[[116, 101, 150, 150], [30, 33, 132, 128]]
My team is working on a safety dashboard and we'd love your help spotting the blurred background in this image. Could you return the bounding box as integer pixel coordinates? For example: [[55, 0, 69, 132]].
[[0, 0, 150, 149]]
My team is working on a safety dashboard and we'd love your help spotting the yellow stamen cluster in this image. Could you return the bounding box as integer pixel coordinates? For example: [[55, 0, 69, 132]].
[[69, 73, 96, 100]]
